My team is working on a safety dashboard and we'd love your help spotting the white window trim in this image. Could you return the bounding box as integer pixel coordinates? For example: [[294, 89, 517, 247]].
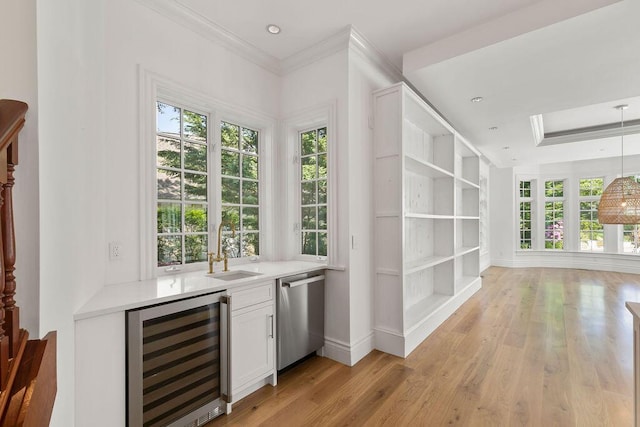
[[139, 66, 276, 279], [515, 178, 535, 252], [282, 102, 338, 268], [578, 177, 604, 252], [543, 179, 565, 251]]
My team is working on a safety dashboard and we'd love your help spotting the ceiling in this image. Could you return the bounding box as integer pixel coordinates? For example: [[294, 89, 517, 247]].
[[173, 0, 640, 168]]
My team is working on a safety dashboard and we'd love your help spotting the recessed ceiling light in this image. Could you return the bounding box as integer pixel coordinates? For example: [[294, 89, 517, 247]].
[[502, 146, 510, 150], [266, 24, 281, 35], [470, 97, 483, 103], [489, 126, 498, 131]]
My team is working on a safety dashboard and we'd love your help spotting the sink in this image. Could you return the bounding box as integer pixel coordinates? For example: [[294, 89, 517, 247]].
[[207, 270, 262, 281]]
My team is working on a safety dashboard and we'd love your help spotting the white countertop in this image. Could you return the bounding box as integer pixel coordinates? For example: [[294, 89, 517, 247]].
[[75, 261, 326, 320]]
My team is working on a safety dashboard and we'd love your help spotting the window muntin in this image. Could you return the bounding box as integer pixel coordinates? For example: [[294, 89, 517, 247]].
[[156, 102, 209, 266], [300, 127, 327, 256], [544, 180, 564, 249], [544, 180, 564, 198], [579, 178, 603, 252], [623, 175, 640, 253], [519, 180, 531, 198], [624, 224, 640, 253], [518, 179, 533, 250], [220, 121, 260, 258]]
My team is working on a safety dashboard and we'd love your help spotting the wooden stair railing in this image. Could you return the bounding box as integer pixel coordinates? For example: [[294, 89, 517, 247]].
[[0, 100, 57, 426]]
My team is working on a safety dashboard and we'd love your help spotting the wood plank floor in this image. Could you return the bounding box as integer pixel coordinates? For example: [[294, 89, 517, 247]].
[[209, 267, 640, 426]]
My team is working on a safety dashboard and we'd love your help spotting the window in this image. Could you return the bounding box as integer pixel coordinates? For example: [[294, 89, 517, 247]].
[[544, 180, 564, 249], [155, 101, 262, 268], [300, 127, 327, 256], [220, 121, 260, 258], [518, 181, 532, 249], [624, 175, 640, 253], [156, 102, 209, 266], [579, 178, 603, 251]]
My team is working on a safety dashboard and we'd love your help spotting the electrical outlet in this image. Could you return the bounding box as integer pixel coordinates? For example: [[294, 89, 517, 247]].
[[109, 242, 122, 260]]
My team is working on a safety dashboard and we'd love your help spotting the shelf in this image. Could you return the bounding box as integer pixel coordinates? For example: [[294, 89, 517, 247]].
[[405, 170, 454, 216], [373, 83, 480, 357], [404, 155, 453, 178], [455, 276, 479, 293], [456, 246, 480, 257], [405, 213, 454, 219], [404, 255, 455, 274], [405, 217, 454, 261], [405, 293, 451, 330], [457, 177, 480, 189]]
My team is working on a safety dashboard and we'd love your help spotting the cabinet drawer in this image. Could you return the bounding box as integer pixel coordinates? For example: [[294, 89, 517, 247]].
[[231, 282, 273, 311]]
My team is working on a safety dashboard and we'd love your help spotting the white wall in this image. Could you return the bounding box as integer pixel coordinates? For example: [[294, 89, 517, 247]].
[[490, 154, 640, 273], [346, 49, 397, 362], [104, 0, 281, 285], [490, 166, 515, 265], [36, 0, 282, 425], [280, 49, 353, 361], [37, 0, 107, 424], [0, 0, 40, 337]]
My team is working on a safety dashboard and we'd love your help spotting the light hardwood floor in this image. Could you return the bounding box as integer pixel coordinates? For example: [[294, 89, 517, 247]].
[[210, 267, 640, 426]]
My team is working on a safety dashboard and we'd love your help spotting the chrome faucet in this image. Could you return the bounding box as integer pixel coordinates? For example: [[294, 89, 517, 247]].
[[208, 222, 236, 274]]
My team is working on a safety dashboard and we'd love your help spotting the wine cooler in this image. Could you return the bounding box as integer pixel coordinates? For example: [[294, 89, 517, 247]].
[[126, 291, 229, 427]]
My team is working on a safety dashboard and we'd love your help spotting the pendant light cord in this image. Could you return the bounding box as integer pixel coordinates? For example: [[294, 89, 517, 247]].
[[621, 106, 625, 178]]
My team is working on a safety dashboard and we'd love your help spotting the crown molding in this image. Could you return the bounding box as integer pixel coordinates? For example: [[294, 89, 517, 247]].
[[134, 2, 403, 80], [348, 26, 403, 82], [279, 27, 353, 75], [280, 25, 402, 79], [134, 0, 281, 75]]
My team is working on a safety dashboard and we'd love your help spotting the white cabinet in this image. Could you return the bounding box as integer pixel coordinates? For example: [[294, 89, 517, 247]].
[[228, 281, 276, 406], [373, 82, 482, 357]]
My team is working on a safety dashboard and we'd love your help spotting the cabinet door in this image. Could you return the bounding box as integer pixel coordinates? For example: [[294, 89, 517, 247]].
[[231, 304, 274, 393]]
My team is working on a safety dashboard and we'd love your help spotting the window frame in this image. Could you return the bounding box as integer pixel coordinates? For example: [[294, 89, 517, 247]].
[[283, 102, 337, 267], [518, 180, 533, 250], [623, 174, 640, 254], [543, 179, 564, 250], [155, 100, 211, 268], [299, 126, 328, 257], [140, 69, 275, 279], [578, 177, 604, 252], [219, 120, 261, 259]]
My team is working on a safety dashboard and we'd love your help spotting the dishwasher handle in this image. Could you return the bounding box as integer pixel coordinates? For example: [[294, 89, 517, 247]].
[[281, 274, 325, 288]]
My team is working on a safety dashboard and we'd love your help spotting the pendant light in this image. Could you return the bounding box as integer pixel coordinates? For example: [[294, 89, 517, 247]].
[[598, 104, 640, 224]]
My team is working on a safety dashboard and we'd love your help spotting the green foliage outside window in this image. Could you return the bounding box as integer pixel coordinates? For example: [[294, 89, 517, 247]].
[[221, 121, 260, 258], [579, 178, 604, 251], [301, 127, 328, 256], [156, 101, 208, 266]]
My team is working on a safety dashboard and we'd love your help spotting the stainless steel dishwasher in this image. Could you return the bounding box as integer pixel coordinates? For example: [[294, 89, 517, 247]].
[[276, 271, 325, 370]]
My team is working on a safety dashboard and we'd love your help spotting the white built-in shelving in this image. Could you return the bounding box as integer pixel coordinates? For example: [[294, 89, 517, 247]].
[[373, 82, 482, 357]]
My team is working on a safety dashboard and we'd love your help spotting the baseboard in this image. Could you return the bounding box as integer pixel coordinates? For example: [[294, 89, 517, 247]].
[[373, 328, 405, 358], [404, 278, 481, 356], [323, 337, 353, 366], [323, 332, 375, 366], [493, 252, 640, 275], [373, 278, 482, 358]]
